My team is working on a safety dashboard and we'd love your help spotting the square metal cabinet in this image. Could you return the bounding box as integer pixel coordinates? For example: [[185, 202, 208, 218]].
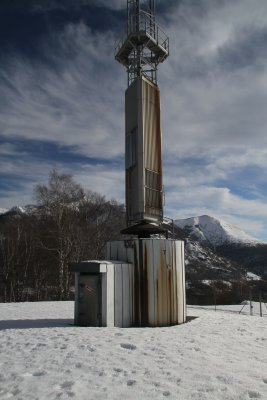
[[69, 261, 133, 327]]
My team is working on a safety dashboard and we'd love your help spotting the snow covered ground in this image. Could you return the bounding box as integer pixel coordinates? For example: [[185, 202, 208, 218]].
[[0, 302, 267, 400]]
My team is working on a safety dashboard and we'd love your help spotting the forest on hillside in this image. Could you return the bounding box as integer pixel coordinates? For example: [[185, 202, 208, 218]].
[[1, 170, 266, 305], [0, 170, 125, 302]]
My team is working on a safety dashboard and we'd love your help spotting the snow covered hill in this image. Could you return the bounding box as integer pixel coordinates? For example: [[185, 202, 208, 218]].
[[0, 205, 38, 216], [175, 215, 261, 247], [173, 215, 267, 303], [0, 301, 266, 400]]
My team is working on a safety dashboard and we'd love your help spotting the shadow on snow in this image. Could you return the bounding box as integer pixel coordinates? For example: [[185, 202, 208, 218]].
[[0, 319, 74, 330]]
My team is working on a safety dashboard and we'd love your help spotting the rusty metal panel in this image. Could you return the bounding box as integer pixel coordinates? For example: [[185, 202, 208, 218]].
[[142, 78, 163, 218], [113, 262, 134, 328], [143, 78, 162, 172], [125, 79, 144, 223], [148, 240, 157, 326], [125, 77, 163, 224], [128, 262, 134, 325], [122, 264, 130, 327]]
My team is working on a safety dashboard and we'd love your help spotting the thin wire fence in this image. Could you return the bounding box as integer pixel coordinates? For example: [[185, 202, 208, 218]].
[[188, 300, 267, 318]]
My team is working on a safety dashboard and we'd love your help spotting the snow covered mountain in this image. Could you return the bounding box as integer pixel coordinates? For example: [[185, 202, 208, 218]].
[[0, 205, 38, 217], [172, 215, 267, 304], [174, 215, 261, 247]]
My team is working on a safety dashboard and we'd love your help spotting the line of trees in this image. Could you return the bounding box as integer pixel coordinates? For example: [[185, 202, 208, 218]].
[[0, 170, 125, 302]]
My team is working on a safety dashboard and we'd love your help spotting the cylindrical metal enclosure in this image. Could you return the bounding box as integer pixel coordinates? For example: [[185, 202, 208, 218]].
[[107, 239, 186, 326]]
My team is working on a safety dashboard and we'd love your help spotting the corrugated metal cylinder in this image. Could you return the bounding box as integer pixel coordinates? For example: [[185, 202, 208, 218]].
[[107, 239, 186, 326]]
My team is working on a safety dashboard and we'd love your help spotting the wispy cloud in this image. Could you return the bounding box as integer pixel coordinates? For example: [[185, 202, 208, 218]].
[[1, 22, 125, 158]]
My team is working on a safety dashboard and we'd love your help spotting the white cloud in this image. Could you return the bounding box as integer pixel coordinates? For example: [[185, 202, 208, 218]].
[[160, 0, 267, 157]]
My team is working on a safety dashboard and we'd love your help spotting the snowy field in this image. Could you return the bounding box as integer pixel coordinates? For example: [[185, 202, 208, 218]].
[[0, 302, 267, 400]]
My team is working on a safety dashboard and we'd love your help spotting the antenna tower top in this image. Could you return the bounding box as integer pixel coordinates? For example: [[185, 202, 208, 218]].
[[115, 0, 169, 86]]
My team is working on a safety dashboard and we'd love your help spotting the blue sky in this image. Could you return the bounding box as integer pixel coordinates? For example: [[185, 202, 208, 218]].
[[1, 0, 267, 241]]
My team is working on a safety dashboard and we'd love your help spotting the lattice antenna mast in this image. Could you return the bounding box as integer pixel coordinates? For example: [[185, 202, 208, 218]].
[[116, 0, 169, 86]]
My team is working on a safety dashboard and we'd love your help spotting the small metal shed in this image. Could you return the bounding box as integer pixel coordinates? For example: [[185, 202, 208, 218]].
[[69, 261, 133, 327]]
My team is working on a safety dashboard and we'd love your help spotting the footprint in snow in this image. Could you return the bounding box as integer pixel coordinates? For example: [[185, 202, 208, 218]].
[[127, 380, 136, 386], [248, 391, 261, 399], [120, 343, 137, 351], [60, 381, 74, 390], [22, 371, 46, 378], [114, 368, 123, 373], [32, 371, 46, 377], [163, 391, 171, 397]]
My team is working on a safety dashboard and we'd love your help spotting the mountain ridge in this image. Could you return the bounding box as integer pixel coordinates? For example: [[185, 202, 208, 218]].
[[174, 214, 264, 247], [1, 206, 266, 304]]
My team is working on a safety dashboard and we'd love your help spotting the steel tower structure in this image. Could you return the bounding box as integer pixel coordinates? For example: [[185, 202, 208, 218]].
[[116, 0, 169, 234], [116, 0, 169, 86], [70, 3, 186, 329]]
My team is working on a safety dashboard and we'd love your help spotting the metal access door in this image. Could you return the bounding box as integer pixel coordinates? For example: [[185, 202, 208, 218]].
[[78, 274, 102, 326]]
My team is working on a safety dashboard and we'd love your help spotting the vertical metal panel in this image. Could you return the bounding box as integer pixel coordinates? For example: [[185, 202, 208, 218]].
[[167, 240, 179, 324], [106, 264, 115, 327], [128, 263, 134, 326], [125, 76, 163, 224], [113, 262, 134, 328], [157, 240, 169, 326], [142, 78, 163, 217], [122, 264, 130, 327], [132, 240, 141, 326], [109, 241, 120, 260], [144, 240, 156, 325], [143, 78, 161, 172], [125, 79, 143, 222], [114, 264, 123, 327], [177, 241, 186, 324], [101, 272, 107, 326], [171, 240, 178, 324], [117, 241, 128, 262]]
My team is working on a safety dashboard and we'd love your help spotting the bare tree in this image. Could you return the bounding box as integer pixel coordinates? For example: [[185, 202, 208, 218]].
[[0, 215, 36, 302], [34, 169, 85, 299]]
